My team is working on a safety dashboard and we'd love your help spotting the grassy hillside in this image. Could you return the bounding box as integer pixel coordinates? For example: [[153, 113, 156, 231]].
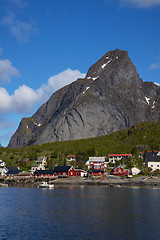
[[1, 120, 160, 170]]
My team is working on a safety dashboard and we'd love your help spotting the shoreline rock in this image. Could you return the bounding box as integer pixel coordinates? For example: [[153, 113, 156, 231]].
[[1, 176, 160, 188]]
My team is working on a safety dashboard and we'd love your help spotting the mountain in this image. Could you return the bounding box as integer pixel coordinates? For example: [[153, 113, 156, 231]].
[[8, 49, 160, 148]]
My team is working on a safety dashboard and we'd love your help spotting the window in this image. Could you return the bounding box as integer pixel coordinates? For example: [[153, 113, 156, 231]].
[[94, 164, 100, 169], [151, 165, 153, 167], [157, 165, 159, 167]]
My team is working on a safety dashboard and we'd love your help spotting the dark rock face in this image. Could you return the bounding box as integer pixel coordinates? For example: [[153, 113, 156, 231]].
[[8, 49, 160, 148]]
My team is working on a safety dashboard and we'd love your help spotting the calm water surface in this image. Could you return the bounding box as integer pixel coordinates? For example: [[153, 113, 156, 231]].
[[0, 185, 160, 240]]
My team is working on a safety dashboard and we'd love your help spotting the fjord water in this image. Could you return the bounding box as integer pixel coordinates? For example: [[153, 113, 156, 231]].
[[0, 186, 160, 240]]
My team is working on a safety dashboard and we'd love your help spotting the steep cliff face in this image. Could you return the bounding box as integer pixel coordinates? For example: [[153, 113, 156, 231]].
[[8, 49, 160, 148]]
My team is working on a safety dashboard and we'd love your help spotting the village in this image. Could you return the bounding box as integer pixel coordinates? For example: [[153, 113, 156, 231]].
[[1, 151, 160, 187]]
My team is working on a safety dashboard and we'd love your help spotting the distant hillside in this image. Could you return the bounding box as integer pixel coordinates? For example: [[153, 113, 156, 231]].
[[8, 49, 160, 148], [2, 121, 160, 168]]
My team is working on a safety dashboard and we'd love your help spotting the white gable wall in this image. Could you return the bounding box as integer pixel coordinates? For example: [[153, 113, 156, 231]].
[[89, 157, 105, 162], [148, 161, 160, 170]]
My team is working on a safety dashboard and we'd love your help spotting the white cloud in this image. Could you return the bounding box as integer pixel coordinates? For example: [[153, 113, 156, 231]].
[[36, 68, 86, 102], [0, 59, 20, 82], [0, 69, 86, 115], [119, 0, 160, 8], [0, 88, 12, 112], [1, 11, 36, 43], [0, 85, 38, 114], [47, 68, 85, 94], [149, 62, 160, 69], [11, 20, 35, 43], [12, 85, 39, 113]]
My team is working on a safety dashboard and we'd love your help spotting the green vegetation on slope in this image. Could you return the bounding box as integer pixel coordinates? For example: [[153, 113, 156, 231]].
[[1, 121, 160, 170]]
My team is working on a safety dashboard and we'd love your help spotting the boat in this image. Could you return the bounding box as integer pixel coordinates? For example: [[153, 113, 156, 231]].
[[38, 181, 54, 189], [0, 183, 8, 187]]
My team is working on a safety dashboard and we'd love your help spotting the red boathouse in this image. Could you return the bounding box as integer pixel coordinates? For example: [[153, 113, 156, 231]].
[[34, 170, 54, 177]]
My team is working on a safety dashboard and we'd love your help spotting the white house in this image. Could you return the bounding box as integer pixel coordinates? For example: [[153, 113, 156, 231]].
[[30, 163, 45, 174], [0, 159, 5, 167], [66, 155, 76, 163], [85, 160, 89, 168], [107, 154, 132, 164], [36, 156, 47, 167], [1, 167, 8, 176], [145, 151, 160, 171], [148, 162, 160, 170]]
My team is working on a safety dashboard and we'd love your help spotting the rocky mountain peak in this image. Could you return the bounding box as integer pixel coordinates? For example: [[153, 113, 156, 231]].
[[8, 49, 160, 148], [86, 49, 142, 90], [86, 49, 127, 78]]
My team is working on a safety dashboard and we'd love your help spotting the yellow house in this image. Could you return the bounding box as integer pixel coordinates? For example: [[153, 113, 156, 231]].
[[36, 157, 47, 167]]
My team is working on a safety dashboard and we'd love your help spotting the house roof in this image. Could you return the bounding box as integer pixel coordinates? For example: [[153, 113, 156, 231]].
[[6, 166, 21, 174], [35, 170, 54, 175], [88, 170, 105, 173], [36, 156, 47, 163], [108, 154, 131, 157], [67, 155, 76, 158], [6, 166, 19, 171], [89, 157, 105, 162], [145, 152, 160, 162], [110, 167, 129, 172], [53, 166, 72, 172], [110, 167, 123, 172], [75, 169, 87, 173]]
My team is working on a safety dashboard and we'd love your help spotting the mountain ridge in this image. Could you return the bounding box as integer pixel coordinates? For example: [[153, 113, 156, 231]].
[[8, 49, 160, 148]]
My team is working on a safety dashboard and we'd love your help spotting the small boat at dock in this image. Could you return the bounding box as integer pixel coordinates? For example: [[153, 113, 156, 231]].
[[0, 183, 8, 187], [38, 181, 54, 189]]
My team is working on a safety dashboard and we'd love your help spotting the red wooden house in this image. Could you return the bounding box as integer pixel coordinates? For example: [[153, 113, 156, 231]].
[[53, 166, 76, 177], [53, 166, 87, 177], [88, 157, 105, 170], [75, 169, 87, 177], [110, 167, 130, 176], [87, 169, 105, 176], [34, 170, 54, 177]]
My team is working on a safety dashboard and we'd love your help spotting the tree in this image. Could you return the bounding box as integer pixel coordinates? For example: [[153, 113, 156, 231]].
[[123, 157, 134, 169], [58, 152, 66, 166]]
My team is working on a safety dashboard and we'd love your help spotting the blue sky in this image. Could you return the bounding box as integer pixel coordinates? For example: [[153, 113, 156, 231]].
[[0, 0, 160, 147]]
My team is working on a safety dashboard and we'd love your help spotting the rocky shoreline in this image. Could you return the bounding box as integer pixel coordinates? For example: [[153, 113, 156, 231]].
[[52, 176, 160, 188], [1, 175, 160, 188]]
